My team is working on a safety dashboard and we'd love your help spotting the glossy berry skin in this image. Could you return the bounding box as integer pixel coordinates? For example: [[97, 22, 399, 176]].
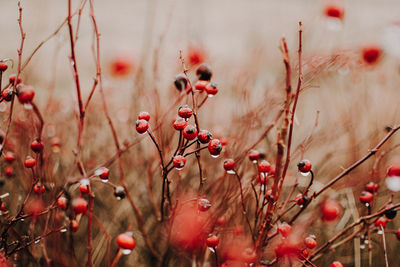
[[194, 80, 207, 91], [0, 62, 8, 71], [208, 139, 222, 156], [24, 157, 36, 168], [173, 117, 187, 131], [178, 105, 193, 119], [4, 152, 15, 163], [30, 140, 44, 153], [138, 111, 150, 121], [206, 235, 219, 248], [174, 74, 188, 91], [182, 125, 197, 140], [321, 199, 342, 221], [330, 261, 343, 267], [135, 119, 149, 134], [387, 164, 400, 177], [223, 159, 235, 171], [197, 130, 212, 144], [116, 233, 136, 250], [258, 160, 271, 173], [205, 82, 218, 96], [396, 229, 400, 240], [72, 197, 88, 214], [114, 186, 126, 199], [196, 64, 212, 81], [96, 167, 110, 180], [278, 223, 292, 238], [1, 88, 13, 101], [33, 183, 45, 194], [304, 236, 317, 249], [9, 74, 22, 84], [374, 217, 387, 228], [4, 166, 13, 177], [79, 184, 89, 194], [57, 197, 68, 210], [298, 160, 312, 173], [198, 198, 211, 212], [18, 86, 35, 104], [324, 4, 344, 19], [295, 193, 308, 206], [248, 150, 260, 162], [362, 45, 382, 65], [359, 191, 373, 203], [71, 220, 79, 232], [365, 182, 379, 193], [173, 155, 186, 169]]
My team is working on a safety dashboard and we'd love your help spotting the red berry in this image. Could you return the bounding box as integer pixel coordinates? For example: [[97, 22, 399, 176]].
[[330, 261, 343, 267], [4, 152, 15, 163], [295, 193, 306, 206], [234, 225, 244, 235], [359, 191, 373, 204], [135, 119, 149, 134], [374, 217, 387, 228], [206, 235, 219, 248], [0, 62, 8, 72], [173, 117, 187, 131], [298, 160, 312, 173], [71, 220, 79, 232], [194, 80, 207, 91], [205, 82, 218, 96], [96, 167, 110, 180], [321, 199, 342, 221], [24, 156, 36, 168], [4, 166, 13, 177], [72, 197, 88, 214], [182, 125, 197, 140], [365, 182, 379, 193], [196, 64, 212, 81], [388, 164, 400, 177], [208, 139, 222, 157], [258, 160, 271, 173], [304, 236, 317, 249], [79, 184, 89, 194], [178, 105, 193, 119], [33, 183, 45, 194], [248, 150, 260, 162], [396, 229, 400, 240], [198, 198, 211, 212], [216, 216, 226, 226], [197, 129, 212, 144], [9, 74, 22, 84], [173, 155, 186, 170], [362, 45, 382, 65], [18, 86, 35, 104], [57, 197, 68, 210], [109, 56, 134, 77], [116, 233, 136, 250], [0, 203, 6, 212], [265, 189, 273, 200], [223, 159, 235, 171], [324, 4, 344, 19], [1, 88, 13, 101], [137, 111, 150, 121], [278, 223, 292, 238], [187, 45, 206, 65], [30, 140, 44, 153]]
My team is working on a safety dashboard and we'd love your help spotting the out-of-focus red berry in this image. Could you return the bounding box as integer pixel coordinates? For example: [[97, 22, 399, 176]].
[[324, 4, 344, 19], [24, 156, 36, 168], [374, 217, 387, 228], [321, 199, 342, 221], [72, 198, 88, 214], [18, 86, 35, 104], [109, 56, 134, 77], [206, 235, 219, 248], [362, 45, 382, 65], [330, 261, 343, 267], [116, 233, 136, 250], [359, 191, 373, 203], [304, 236, 317, 249], [258, 160, 271, 173], [278, 223, 292, 238], [57, 196, 68, 210], [388, 164, 400, 177], [4, 152, 15, 163]]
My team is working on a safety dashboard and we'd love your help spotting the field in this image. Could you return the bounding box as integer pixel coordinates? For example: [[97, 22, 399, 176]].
[[1, 0, 400, 266]]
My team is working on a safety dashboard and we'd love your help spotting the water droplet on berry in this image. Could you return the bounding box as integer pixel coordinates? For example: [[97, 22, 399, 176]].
[[23, 103, 33, 110], [252, 160, 257, 164], [325, 18, 343, 31], [227, 170, 235, 174], [211, 154, 219, 158], [364, 239, 369, 244], [360, 244, 365, 249], [377, 230, 383, 235], [101, 179, 108, 183], [175, 167, 183, 171], [301, 171, 310, 177], [0, 103, 6, 112], [60, 228, 67, 233], [80, 178, 90, 186], [208, 247, 215, 253], [207, 94, 214, 98], [122, 249, 132, 255], [35, 239, 40, 244]]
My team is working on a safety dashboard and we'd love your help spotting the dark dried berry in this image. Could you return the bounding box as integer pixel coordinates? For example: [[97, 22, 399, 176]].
[[174, 74, 188, 91], [196, 64, 212, 81], [114, 186, 126, 200]]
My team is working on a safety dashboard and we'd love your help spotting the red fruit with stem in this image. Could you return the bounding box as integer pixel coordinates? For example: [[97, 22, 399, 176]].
[[223, 159, 235, 172], [1, 88, 13, 102], [388, 164, 400, 177], [195, 80, 207, 91], [197, 129, 212, 144], [304, 236, 317, 249], [295, 193, 307, 206], [362, 45, 382, 65], [365, 182, 379, 193], [258, 160, 271, 173], [24, 156, 36, 168], [72, 197, 88, 214], [249, 150, 260, 162], [71, 220, 79, 232], [33, 183, 45, 194], [96, 167, 110, 180], [0, 62, 8, 71], [18, 86, 35, 104], [324, 4, 345, 19], [30, 140, 44, 153], [116, 233, 136, 250], [173, 155, 186, 170], [359, 191, 373, 203], [208, 139, 222, 157], [178, 105, 193, 119], [4, 166, 13, 177], [374, 217, 387, 228], [330, 261, 343, 267], [79, 184, 89, 194], [137, 111, 150, 121], [4, 152, 15, 163], [135, 119, 149, 134], [183, 125, 198, 140], [206, 235, 219, 248], [205, 82, 218, 96], [278, 223, 292, 238], [57, 197, 68, 210], [173, 117, 187, 131], [198, 198, 211, 212], [297, 159, 312, 173], [321, 199, 342, 221], [9, 74, 22, 84]]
